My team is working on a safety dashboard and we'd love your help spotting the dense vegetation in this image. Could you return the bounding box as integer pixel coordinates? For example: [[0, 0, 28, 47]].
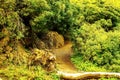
[[70, 0, 120, 72], [0, 0, 120, 80]]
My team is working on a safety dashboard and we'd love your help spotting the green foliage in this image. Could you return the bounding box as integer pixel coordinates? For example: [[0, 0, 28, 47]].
[[17, 0, 81, 34], [69, 0, 120, 72], [71, 23, 120, 72], [47, 0, 79, 34], [0, 0, 25, 39], [1, 0, 120, 39], [19, 0, 52, 33], [70, 0, 120, 30], [99, 77, 118, 80], [0, 0, 120, 79], [0, 8, 5, 25], [0, 65, 56, 80], [30, 11, 53, 33], [71, 55, 107, 72], [50, 72, 60, 80]]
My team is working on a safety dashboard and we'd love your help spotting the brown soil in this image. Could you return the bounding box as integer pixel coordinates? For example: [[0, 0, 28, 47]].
[[52, 41, 77, 73]]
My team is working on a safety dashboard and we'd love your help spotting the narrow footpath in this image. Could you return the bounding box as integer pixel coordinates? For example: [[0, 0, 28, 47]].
[[52, 41, 77, 73]]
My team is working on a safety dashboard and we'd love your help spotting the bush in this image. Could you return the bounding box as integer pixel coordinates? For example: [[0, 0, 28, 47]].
[[71, 23, 120, 72], [17, 0, 80, 35], [69, 0, 120, 72]]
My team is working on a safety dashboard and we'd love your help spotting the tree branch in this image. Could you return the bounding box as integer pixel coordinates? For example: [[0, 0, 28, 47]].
[[57, 71, 120, 80]]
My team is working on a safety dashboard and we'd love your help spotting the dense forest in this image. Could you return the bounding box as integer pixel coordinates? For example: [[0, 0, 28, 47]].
[[0, 0, 120, 80]]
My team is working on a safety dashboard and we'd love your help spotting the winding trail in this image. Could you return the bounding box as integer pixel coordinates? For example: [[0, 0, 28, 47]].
[[52, 41, 77, 73]]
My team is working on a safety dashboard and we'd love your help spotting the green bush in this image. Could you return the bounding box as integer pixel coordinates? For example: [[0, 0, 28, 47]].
[[17, 0, 80, 34], [71, 23, 120, 72], [0, 0, 25, 39], [69, 0, 120, 72]]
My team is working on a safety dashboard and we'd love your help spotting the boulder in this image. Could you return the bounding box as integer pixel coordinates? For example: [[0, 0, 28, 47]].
[[41, 31, 64, 49], [30, 48, 56, 72]]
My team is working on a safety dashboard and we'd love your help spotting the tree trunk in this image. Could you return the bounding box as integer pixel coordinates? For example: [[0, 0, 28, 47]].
[[57, 71, 120, 80]]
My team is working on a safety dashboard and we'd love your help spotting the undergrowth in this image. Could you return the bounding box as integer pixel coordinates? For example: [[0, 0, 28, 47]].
[[0, 64, 59, 80], [71, 55, 107, 72], [71, 55, 119, 80]]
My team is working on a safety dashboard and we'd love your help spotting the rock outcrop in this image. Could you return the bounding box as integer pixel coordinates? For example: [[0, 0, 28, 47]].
[[30, 48, 56, 72], [41, 31, 64, 49], [28, 31, 64, 72]]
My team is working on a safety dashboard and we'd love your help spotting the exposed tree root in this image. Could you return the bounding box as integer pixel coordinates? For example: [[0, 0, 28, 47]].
[[58, 71, 120, 80]]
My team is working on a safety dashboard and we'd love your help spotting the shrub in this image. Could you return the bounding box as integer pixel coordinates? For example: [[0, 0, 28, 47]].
[[69, 0, 120, 72], [71, 23, 120, 72]]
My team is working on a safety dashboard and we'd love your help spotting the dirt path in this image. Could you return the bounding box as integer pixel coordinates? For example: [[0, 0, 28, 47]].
[[52, 41, 77, 73]]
